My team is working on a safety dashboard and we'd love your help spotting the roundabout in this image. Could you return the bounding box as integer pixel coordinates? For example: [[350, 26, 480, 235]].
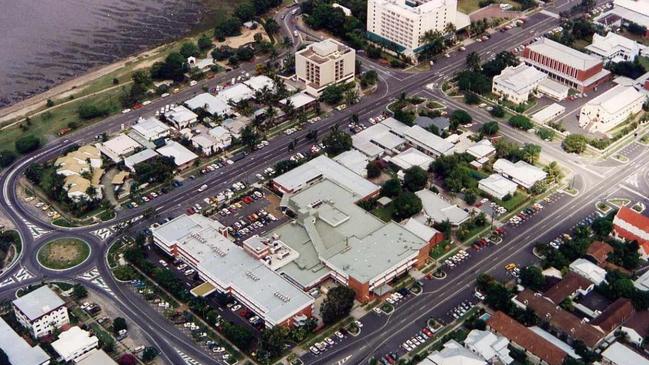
[[36, 238, 90, 271]]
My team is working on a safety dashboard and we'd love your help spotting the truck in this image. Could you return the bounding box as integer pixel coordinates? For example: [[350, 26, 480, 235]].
[[57, 128, 72, 136], [198, 184, 208, 192]]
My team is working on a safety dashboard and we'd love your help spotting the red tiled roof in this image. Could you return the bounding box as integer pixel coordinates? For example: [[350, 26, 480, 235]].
[[591, 298, 635, 333], [586, 241, 614, 265], [487, 311, 567, 365], [624, 311, 649, 338], [544, 271, 593, 304], [516, 290, 605, 348], [616, 207, 649, 229]]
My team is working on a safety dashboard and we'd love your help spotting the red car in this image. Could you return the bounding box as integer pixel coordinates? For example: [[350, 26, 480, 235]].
[[186, 208, 195, 215]]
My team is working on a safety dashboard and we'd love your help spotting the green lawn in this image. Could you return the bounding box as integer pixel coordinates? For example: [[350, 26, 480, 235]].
[[496, 191, 529, 212], [37, 238, 90, 270], [372, 204, 394, 222], [430, 240, 455, 260]]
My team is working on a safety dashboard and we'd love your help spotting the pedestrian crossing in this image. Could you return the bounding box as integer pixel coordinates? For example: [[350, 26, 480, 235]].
[[21, 218, 50, 239], [175, 349, 202, 365], [76, 267, 115, 297], [0, 266, 35, 288], [625, 173, 640, 189], [91, 276, 115, 297], [91, 227, 113, 241], [77, 267, 100, 281]]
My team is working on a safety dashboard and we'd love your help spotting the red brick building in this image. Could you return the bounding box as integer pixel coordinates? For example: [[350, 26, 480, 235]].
[[522, 38, 611, 92]]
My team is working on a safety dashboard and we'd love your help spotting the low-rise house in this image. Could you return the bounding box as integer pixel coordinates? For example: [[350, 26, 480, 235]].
[[487, 311, 567, 365], [165, 105, 198, 129], [613, 206, 649, 257], [479, 174, 518, 200], [272, 155, 379, 198], [0, 317, 50, 365], [76, 350, 117, 365], [493, 159, 547, 190], [464, 329, 513, 364], [415, 116, 450, 132], [132, 116, 171, 141], [55, 145, 102, 177], [418, 340, 486, 365], [578, 84, 646, 134], [243, 75, 275, 93], [466, 139, 496, 160], [332, 149, 369, 177], [415, 189, 469, 226], [492, 64, 548, 104], [279, 92, 318, 112], [63, 174, 103, 202], [191, 135, 217, 156], [12, 286, 70, 338], [402, 218, 442, 244], [543, 271, 594, 305], [591, 298, 635, 334], [352, 121, 407, 158], [586, 32, 642, 62], [208, 126, 232, 150], [51, 326, 99, 362], [601, 341, 649, 365], [185, 93, 232, 117], [513, 289, 606, 349], [404, 125, 455, 157], [99, 134, 142, 162], [387, 148, 435, 171], [123, 148, 159, 172], [222, 117, 249, 139], [532, 103, 566, 124], [156, 141, 198, 170], [569, 258, 608, 285], [219, 83, 255, 103], [537, 78, 570, 101], [586, 241, 614, 266], [620, 310, 649, 346]]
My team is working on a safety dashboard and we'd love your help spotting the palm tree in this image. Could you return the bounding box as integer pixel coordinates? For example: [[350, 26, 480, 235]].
[[263, 106, 277, 129], [419, 30, 446, 58], [466, 51, 481, 72], [344, 88, 359, 105], [282, 99, 296, 120], [543, 161, 563, 184], [444, 22, 457, 36]]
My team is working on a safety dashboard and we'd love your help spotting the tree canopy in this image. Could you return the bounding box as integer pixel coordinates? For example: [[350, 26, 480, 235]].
[[321, 286, 356, 325]]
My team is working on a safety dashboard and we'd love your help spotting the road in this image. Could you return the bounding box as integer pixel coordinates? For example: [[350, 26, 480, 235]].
[[0, 0, 641, 364]]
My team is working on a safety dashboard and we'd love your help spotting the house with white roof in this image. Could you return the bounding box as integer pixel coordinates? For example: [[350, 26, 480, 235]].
[[76, 350, 117, 365], [132, 116, 170, 141], [164, 105, 198, 129], [579, 84, 646, 134], [464, 329, 514, 364], [0, 317, 50, 365], [209, 126, 232, 149], [99, 134, 142, 162], [479, 174, 518, 200], [219, 83, 255, 103], [192, 135, 217, 156], [332, 149, 370, 177], [466, 139, 496, 160], [601, 341, 649, 365], [157, 141, 198, 170], [222, 117, 250, 139], [51, 326, 99, 362], [272, 155, 380, 198], [12, 286, 69, 338], [352, 122, 407, 158], [388, 148, 435, 171], [184, 93, 232, 117], [493, 159, 547, 190], [569, 258, 607, 285], [404, 125, 455, 157], [415, 189, 470, 226], [243, 75, 275, 93], [492, 64, 548, 104], [586, 32, 642, 62], [419, 340, 486, 365], [532, 103, 566, 124], [123, 148, 159, 172], [609, 0, 649, 36], [279, 92, 318, 111]]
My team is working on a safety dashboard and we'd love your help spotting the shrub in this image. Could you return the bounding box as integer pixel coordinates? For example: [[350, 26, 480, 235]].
[[15, 136, 41, 154], [508, 115, 533, 130]]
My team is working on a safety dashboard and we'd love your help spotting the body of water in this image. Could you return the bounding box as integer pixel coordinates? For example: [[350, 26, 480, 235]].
[[0, 0, 206, 108]]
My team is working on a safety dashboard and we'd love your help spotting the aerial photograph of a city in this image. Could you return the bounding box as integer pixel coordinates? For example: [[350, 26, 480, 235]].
[[1, 0, 649, 364]]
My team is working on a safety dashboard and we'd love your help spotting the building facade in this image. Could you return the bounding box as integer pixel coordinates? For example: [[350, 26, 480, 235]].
[[295, 39, 356, 97], [492, 64, 548, 104], [12, 286, 70, 338], [522, 38, 611, 92], [578, 84, 646, 134], [366, 0, 469, 56]]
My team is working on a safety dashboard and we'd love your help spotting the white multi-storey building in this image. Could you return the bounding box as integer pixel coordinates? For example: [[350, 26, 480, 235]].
[[12, 286, 70, 338], [366, 0, 469, 56], [492, 64, 548, 104], [579, 84, 646, 133], [295, 39, 356, 97], [51, 326, 99, 363], [585, 32, 642, 62]]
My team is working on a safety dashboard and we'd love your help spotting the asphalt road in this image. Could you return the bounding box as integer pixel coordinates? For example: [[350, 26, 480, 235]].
[[0, 0, 642, 364]]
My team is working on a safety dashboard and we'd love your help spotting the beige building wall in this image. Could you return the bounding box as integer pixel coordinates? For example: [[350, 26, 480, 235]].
[[295, 39, 356, 96]]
